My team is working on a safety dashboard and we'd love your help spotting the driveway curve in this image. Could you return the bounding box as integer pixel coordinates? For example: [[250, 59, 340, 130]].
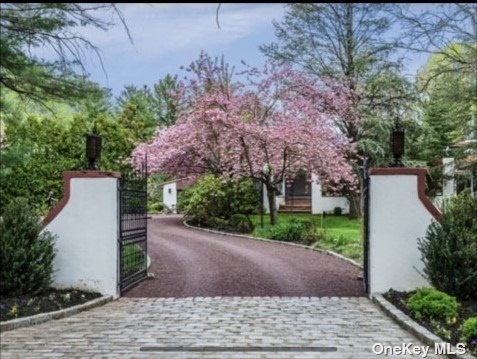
[[125, 215, 365, 297]]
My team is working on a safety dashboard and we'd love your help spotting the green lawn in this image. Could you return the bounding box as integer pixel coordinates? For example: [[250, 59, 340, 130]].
[[250, 213, 363, 263]]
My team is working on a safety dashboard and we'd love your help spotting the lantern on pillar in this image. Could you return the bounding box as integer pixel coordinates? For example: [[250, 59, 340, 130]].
[[86, 132, 102, 170], [390, 122, 405, 167]]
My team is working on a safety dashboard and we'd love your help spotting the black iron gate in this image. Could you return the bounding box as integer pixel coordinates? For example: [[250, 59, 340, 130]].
[[118, 160, 148, 294], [362, 157, 370, 294]]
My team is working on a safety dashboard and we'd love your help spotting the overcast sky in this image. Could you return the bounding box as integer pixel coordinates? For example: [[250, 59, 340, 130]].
[[76, 3, 431, 99]]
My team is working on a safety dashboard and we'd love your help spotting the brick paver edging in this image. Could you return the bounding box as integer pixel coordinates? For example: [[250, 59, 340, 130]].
[[373, 294, 476, 359], [0, 295, 113, 332], [183, 220, 362, 269]]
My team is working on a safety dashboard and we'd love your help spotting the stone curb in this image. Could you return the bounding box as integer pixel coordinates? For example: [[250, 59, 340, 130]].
[[183, 220, 363, 269], [373, 294, 475, 359], [0, 295, 113, 332]]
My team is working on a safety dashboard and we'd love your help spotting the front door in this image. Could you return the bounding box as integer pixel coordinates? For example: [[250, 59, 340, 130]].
[[286, 170, 311, 198]]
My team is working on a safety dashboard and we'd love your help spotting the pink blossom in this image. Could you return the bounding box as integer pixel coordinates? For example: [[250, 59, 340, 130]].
[[132, 61, 358, 191]]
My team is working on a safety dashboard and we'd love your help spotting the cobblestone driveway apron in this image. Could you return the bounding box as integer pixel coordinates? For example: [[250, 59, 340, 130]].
[[1, 297, 443, 358]]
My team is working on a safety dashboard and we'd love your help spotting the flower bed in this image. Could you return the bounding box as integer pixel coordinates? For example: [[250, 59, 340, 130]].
[[384, 289, 477, 356], [0, 288, 101, 322]]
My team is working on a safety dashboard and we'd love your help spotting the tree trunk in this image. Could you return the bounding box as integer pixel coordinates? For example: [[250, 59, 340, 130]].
[[347, 161, 364, 218], [347, 193, 361, 218], [266, 184, 278, 225]]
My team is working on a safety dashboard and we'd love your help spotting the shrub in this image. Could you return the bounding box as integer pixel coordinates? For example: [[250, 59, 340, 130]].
[[418, 191, 477, 300], [333, 206, 342, 216], [460, 317, 477, 344], [147, 202, 163, 213], [229, 214, 254, 233], [289, 217, 314, 231], [406, 287, 460, 324], [206, 215, 254, 233], [178, 175, 260, 229], [289, 217, 320, 245], [0, 198, 56, 295], [268, 222, 307, 242], [209, 217, 230, 230]]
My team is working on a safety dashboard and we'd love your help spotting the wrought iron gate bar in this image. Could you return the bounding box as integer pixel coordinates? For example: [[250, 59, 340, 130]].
[[118, 158, 148, 294], [363, 157, 370, 294]]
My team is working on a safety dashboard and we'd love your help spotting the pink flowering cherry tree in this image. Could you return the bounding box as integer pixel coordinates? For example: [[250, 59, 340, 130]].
[[133, 56, 357, 225]]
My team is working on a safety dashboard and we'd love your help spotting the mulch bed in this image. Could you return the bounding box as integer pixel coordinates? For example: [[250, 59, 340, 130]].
[[0, 288, 101, 322], [384, 289, 477, 355]]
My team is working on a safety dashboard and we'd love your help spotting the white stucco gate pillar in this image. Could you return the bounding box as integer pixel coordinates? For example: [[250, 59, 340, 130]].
[[43, 171, 121, 298], [367, 168, 441, 296]]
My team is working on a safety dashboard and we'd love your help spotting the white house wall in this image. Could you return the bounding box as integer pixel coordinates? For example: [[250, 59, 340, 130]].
[[163, 182, 177, 213], [311, 174, 349, 214]]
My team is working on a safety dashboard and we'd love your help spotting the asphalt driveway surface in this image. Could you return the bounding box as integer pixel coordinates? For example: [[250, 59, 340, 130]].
[[125, 215, 365, 297]]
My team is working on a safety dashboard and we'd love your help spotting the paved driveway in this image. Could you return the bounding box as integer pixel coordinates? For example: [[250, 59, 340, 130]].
[[125, 216, 364, 297], [1, 217, 444, 358], [0, 297, 442, 358]]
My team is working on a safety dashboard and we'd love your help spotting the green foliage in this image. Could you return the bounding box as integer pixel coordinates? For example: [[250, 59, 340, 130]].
[[409, 46, 477, 195], [394, 6, 477, 159], [333, 207, 343, 216], [229, 214, 254, 234], [151, 74, 181, 128], [117, 86, 157, 141], [122, 244, 145, 275], [288, 217, 314, 231], [418, 191, 477, 300], [406, 288, 460, 324], [1, 114, 75, 214], [0, 198, 56, 295], [270, 223, 307, 242], [148, 173, 167, 208], [255, 222, 308, 243], [252, 213, 362, 260], [460, 317, 477, 344], [288, 217, 321, 244], [0, 3, 126, 105], [179, 175, 260, 232], [206, 215, 254, 234], [0, 102, 137, 214], [147, 202, 163, 214], [116, 75, 181, 140], [318, 234, 362, 262]]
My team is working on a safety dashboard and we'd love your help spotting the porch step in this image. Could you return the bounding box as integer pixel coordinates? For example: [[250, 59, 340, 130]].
[[278, 205, 312, 213], [284, 199, 311, 206]]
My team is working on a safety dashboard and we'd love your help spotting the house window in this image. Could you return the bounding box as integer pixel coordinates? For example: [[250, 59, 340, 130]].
[[168, 188, 172, 194]]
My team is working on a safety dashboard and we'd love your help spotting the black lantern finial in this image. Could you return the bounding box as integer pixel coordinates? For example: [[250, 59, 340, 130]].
[[86, 129, 102, 170], [390, 120, 405, 167]]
